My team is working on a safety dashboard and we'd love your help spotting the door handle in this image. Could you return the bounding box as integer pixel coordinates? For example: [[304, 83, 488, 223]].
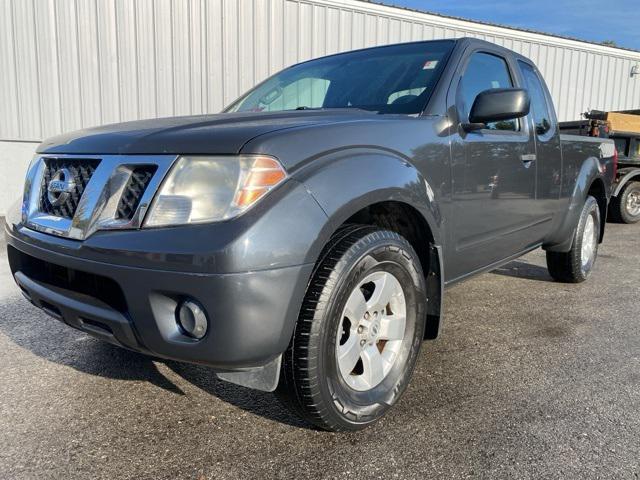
[[521, 154, 536, 168]]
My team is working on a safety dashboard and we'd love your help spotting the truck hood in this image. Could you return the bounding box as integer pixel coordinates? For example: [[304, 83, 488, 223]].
[[36, 110, 378, 155]]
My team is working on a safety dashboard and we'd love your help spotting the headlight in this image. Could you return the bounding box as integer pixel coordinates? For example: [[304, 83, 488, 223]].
[[144, 155, 287, 227]]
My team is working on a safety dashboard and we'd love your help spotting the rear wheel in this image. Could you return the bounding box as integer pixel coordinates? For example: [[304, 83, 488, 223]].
[[609, 181, 640, 224], [276, 226, 427, 431], [546, 195, 600, 283]]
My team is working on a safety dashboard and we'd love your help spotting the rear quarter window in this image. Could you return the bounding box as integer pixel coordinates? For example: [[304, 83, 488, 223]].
[[518, 61, 553, 136]]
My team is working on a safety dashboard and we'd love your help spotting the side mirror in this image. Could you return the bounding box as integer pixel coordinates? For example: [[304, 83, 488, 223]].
[[464, 88, 530, 131]]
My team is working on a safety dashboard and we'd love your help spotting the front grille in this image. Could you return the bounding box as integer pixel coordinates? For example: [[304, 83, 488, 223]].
[[24, 154, 174, 240], [39, 158, 100, 219], [7, 245, 128, 314], [116, 165, 157, 220]]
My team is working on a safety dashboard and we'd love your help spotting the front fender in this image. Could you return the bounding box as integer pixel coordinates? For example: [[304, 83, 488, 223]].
[[544, 156, 606, 253], [291, 149, 446, 340], [294, 148, 443, 246]]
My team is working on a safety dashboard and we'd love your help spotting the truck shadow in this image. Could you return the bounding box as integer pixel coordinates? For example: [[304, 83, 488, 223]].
[[162, 361, 311, 429], [0, 297, 311, 429], [492, 260, 553, 282]]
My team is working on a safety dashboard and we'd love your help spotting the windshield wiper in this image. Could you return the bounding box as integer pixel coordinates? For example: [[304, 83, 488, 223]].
[[294, 106, 379, 113]]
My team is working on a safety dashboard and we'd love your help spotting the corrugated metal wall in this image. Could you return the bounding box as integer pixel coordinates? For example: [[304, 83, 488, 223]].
[[2, 0, 640, 142]]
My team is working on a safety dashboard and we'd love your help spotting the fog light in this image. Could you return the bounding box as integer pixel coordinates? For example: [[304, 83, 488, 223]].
[[176, 299, 208, 339]]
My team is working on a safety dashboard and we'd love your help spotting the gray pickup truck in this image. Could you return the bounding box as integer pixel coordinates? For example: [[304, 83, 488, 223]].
[[5, 38, 615, 431]]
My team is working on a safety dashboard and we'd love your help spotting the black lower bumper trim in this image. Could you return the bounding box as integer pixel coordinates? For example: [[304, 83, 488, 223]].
[[14, 271, 145, 352]]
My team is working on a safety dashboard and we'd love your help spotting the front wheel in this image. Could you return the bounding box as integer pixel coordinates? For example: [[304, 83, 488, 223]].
[[276, 226, 427, 431], [546, 195, 601, 283]]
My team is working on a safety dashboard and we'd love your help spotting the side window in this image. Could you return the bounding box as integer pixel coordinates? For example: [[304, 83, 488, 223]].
[[459, 52, 518, 131], [519, 61, 553, 135], [259, 78, 330, 112]]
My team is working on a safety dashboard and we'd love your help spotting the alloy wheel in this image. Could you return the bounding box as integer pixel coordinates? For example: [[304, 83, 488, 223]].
[[336, 271, 407, 391]]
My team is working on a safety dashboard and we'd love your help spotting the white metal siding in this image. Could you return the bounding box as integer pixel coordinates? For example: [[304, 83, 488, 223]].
[[2, 0, 640, 142]]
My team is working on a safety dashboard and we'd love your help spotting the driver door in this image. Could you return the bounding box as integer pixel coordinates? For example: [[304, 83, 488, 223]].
[[448, 50, 538, 280]]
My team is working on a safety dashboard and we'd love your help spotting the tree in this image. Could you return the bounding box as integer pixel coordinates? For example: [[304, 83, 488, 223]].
[[601, 40, 617, 47]]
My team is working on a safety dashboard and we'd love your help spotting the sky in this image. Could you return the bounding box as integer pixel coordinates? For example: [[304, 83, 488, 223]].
[[380, 0, 639, 51]]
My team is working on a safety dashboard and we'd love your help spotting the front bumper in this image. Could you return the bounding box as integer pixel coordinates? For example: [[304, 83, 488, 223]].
[[6, 225, 313, 370]]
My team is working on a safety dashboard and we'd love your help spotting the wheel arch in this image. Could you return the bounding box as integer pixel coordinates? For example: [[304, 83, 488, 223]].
[[297, 151, 446, 340], [338, 201, 444, 340], [613, 169, 640, 197], [301, 152, 444, 339], [544, 157, 608, 252]]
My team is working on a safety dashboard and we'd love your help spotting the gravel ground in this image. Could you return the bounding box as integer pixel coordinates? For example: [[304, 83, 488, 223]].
[[0, 223, 638, 480]]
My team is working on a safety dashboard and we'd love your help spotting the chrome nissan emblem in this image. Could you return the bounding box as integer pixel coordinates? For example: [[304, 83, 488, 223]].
[[47, 168, 76, 207]]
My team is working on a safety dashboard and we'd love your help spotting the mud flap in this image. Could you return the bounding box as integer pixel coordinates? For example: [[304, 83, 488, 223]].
[[216, 355, 282, 392], [424, 244, 444, 340]]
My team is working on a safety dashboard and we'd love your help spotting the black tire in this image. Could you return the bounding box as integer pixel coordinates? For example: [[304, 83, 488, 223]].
[[609, 182, 640, 224], [546, 196, 600, 283], [276, 225, 427, 431]]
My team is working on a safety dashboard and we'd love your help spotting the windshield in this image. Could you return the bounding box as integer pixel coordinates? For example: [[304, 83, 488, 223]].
[[226, 40, 455, 115]]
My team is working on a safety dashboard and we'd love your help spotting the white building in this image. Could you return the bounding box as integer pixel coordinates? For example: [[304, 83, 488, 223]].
[[2, 0, 640, 215]]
